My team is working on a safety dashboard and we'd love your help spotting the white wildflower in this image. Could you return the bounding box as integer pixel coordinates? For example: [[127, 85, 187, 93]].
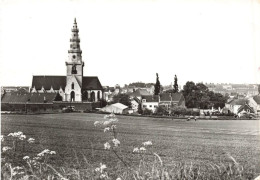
[[2, 146, 12, 152], [104, 142, 111, 150], [104, 115, 109, 119], [103, 121, 111, 126], [100, 174, 107, 179], [109, 118, 118, 123], [104, 127, 110, 132], [100, 163, 107, 172], [116, 178, 122, 180], [17, 131, 23, 136], [143, 141, 152, 146], [112, 138, 120, 147], [50, 151, 56, 155], [94, 121, 100, 126], [95, 167, 100, 172], [23, 156, 30, 160], [140, 147, 146, 151], [19, 134, 26, 140], [111, 125, 117, 130], [27, 138, 35, 143], [133, 147, 139, 153], [1, 135, 4, 142], [8, 133, 14, 137]]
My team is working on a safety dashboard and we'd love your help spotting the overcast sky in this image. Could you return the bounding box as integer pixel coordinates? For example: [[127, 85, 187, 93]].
[[0, 0, 259, 88]]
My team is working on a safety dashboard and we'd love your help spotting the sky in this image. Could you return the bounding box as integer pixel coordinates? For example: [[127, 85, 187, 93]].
[[0, 0, 260, 88]]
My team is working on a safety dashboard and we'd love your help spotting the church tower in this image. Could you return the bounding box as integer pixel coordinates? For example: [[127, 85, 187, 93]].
[[64, 18, 84, 102]]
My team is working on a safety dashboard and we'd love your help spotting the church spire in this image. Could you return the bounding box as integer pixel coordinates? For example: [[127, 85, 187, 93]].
[[68, 18, 82, 62]]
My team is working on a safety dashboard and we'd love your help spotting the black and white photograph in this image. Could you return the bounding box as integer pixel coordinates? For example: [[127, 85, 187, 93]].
[[0, 0, 260, 179]]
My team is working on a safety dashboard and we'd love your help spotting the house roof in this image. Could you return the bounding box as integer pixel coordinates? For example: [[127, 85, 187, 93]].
[[237, 104, 255, 114], [82, 76, 103, 90], [129, 89, 150, 97], [31, 76, 103, 91], [160, 92, 183, 102], [253, 95, 260, 104], [1, 92, 57, 104], [141, 95, 159, 102], [32, 76, 66, 91], [111, 103, 128, 109], [227, 99, 248, 106]]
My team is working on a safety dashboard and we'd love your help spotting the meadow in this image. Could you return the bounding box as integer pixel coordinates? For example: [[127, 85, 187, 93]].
[[1, 113, 260, 179]]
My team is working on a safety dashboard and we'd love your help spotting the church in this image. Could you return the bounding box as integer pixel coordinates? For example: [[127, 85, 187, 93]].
[[30, 18, 103, 102]]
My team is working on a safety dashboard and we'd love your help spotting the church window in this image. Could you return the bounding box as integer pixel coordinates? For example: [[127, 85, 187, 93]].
[[72, 64, 77, 74], [73, 55, 76, 59], [71, 83, 74, 89]]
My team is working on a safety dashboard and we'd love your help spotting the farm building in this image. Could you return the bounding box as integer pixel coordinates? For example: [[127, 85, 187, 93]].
[[99, 103, 129, 114]]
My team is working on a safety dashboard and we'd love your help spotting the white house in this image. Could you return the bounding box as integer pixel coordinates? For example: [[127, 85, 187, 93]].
[[141, 95, 159, 113]]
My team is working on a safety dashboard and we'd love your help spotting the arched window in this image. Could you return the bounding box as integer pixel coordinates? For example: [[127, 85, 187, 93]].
[[91, 91, 95, 102], [72, 64, 77, 74], [71, 91, 75, 102], [71, 83, 74, 89], [97, 91, 100, 100]]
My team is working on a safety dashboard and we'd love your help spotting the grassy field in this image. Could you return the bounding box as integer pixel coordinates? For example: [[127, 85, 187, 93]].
[[1, 113, 260, 177]]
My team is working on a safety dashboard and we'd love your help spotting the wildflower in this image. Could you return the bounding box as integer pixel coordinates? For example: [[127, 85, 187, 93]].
[[140, 147, 146, 151], [103, 121, 111, 126], [133, 147, 139, 153], [37, 149, 50, 156], [27, 138, 35, 143], [19, 134, 26, 140], [100, 163, 107, 172], [50, 151, 56, 155], [109, 118, 118, 123], [104, 127, 110, 132], [2, 146, 11, 152], [94, 121, 100, 126], [95, 167, 100, 172], [8, 133, 14, 137], [111, 125, 117, 130], [143, 141, 152, 146], [100, 174, 107, 179], [112, 138, 120, 147], [104, 142, 111, 150], [1, 135, 4, 142], [116, 178, 122, 180], [23, 156, 30, 160]]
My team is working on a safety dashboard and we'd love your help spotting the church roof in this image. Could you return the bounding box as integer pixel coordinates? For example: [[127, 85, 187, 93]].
[[31, 76, 103, 91], [32, 76, 66, 90], [82, 76, 103, 90]]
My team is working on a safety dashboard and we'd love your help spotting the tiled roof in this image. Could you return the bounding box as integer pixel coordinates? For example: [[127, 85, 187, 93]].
[[160, 92, 183, 102], [237, 104, 255, 113], [253, 95, 260, 104], [1, 92, 57, 103], [130, 89, 150, 97], [141, 95, 159, 102], [82, 76, 103, 90], [31, 76, 103, 91], [32, 76, 66, 90], [227, 99, 248, 106]]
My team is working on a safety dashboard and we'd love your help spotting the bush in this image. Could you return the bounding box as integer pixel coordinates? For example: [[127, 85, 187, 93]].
[[143, 108, 153, 115]]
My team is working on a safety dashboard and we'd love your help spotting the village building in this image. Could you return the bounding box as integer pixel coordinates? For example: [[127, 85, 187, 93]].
[[99, 103, 128, 114], [159, 92, 186, 110], [141, 95, 159, 113]]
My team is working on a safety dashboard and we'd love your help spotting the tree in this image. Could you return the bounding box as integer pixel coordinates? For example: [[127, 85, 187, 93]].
[[137, 103, 143, 114], [173, 75, 179, 93], [112, 94, 132, 108], [154, 73, 161, 95]]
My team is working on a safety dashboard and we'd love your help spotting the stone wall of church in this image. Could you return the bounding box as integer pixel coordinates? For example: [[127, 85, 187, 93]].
[[64, 76, 82, 102]]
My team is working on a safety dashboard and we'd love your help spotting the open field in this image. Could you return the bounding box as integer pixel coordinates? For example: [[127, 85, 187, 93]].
[[1, 113, 260, 175]]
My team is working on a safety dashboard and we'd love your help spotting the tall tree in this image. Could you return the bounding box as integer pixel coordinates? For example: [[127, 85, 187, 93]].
[[112, 94, 132, 108], [173, 74, 179, 93], [154, 73, 161, 95]]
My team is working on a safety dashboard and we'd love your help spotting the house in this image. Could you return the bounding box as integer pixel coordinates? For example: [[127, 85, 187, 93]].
[[99, 103, 128, 114], [128, 89, 150, 100], [141, 95, 159, 113], [159, 92, 185, 111], [131, 98, 139, 112], [237, 104, 255, 114], [252, 95, 260, 114], [225, 98, 248, 114]]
